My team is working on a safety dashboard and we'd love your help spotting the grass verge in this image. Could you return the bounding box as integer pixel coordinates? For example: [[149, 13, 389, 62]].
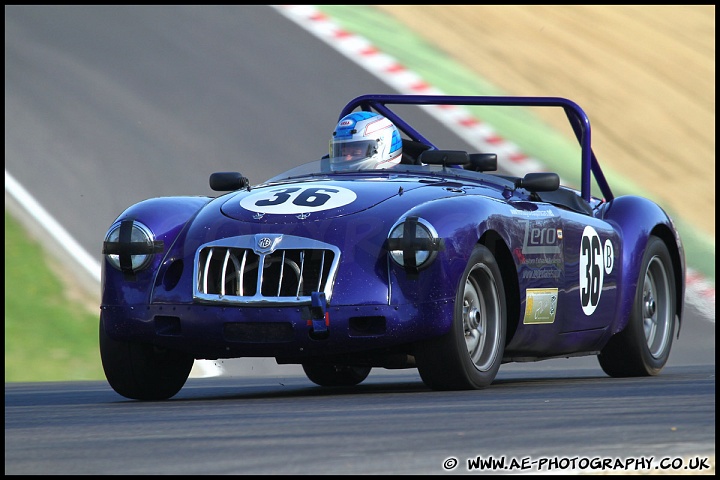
[[4, 210, 105, 382]]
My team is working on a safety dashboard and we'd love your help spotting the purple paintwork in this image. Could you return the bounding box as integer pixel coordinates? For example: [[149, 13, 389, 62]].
[[99, 95, 685, 399]]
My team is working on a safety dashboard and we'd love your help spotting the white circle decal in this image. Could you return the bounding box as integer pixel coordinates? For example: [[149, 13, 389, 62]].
[[239, 185, 357, 215], [579, 226, 604, 316]]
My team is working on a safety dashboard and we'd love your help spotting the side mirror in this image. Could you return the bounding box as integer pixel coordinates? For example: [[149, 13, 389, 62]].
[[209, 172, 249, 191]]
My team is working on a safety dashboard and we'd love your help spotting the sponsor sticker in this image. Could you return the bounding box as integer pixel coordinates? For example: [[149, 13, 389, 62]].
[[520, 220, 562, 255], [524, 288, 558, 324]]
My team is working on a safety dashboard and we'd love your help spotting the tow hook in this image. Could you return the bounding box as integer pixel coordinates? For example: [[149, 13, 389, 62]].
[[307, 292, 329, 340]]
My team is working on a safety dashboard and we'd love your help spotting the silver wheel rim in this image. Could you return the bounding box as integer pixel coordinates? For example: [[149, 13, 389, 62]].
[[642, 255, 672, 358], [463, 264, 501, 372]]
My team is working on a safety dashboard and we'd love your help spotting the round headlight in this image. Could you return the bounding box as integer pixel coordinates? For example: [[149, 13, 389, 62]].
[[103, 221, 156, 272], [387, 217, 439, 270]]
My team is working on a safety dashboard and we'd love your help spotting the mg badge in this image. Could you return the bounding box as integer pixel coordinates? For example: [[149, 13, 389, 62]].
[[254, 234, 282, 254]]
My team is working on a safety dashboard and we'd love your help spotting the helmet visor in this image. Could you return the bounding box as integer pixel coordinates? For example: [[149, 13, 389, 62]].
[[330, 140, 378, 162]]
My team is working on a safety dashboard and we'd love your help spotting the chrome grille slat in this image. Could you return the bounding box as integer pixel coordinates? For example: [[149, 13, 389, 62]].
[[203, 248, 214, 294], [256, 253, 265, 297], [317, 250, 325, 292], [221, 248, 231, 296], [277, 251, 286, 296], [239, 250, 247, 296], [297, 250, 305, 298], [194, 235, 340, 305]]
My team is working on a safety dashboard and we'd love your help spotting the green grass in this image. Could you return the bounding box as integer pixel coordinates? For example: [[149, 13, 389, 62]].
[[4, 210, 105, 382]]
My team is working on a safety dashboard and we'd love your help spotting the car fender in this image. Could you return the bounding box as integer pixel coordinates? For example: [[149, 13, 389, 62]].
[[598, 195, 685, 335], [101, 196, 212, 306], [387, 194, 516, 315]]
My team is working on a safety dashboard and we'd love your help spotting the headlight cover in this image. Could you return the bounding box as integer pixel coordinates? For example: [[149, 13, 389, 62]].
[[387, 216, 442, 273], [102, 220, 163, 275]]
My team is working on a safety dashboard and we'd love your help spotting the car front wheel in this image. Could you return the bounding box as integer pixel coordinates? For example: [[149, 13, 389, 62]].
[[415, 244, 506, 390], [99, 315, 194, 400], [598, 236, 676, 377]]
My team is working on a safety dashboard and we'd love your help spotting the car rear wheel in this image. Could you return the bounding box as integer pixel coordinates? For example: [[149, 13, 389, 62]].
[[598, 236, 676, 377], [302, 363, 372, 387], [415, 244, 506, 390], [99, 316, 194, 400]]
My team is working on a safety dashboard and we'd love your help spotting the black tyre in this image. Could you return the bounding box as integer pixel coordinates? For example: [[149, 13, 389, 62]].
[[598, 236, 676, 377], [99, 316, 194, 400], [415, 244, 506, 390], [302, 363, 372, 387]]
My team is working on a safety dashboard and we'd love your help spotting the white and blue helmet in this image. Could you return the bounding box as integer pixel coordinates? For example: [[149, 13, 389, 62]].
[[330, 112, 403, 170]]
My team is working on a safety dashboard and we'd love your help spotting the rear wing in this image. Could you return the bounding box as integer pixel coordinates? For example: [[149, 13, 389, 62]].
[[339, 94, 613, 203]]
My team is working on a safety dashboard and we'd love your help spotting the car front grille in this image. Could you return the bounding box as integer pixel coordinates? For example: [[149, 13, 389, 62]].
[[193, 234, 340, 305]]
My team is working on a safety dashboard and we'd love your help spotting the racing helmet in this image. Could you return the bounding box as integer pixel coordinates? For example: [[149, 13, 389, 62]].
[[329, 111, 403, 170]]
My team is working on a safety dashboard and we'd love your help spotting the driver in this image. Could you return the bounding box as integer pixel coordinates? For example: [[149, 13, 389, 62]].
[[329, 112, 402, 170]]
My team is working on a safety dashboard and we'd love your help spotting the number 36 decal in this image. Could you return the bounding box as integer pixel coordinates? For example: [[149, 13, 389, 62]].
[[579, 225, 614, 315], [239, 185, 357, 215]]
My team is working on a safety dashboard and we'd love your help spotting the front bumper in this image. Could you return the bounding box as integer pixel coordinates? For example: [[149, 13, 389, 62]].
[[100, 299, 455, 361]]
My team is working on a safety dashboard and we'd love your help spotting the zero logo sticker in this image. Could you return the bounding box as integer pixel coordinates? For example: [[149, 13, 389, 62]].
[[239, 185, 357, 215], [579, 226, 614, 315]]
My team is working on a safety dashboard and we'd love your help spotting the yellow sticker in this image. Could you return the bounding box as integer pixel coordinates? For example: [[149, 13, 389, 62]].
[[523, 288, 558, 324]]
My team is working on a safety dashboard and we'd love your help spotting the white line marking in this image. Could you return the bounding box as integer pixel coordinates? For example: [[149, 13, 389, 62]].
[[4, 169, 224, 377], [5, 169, 101, 283]]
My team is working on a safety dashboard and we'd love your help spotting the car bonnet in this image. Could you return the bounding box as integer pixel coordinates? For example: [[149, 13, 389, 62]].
[[219, 177, 426, 223]]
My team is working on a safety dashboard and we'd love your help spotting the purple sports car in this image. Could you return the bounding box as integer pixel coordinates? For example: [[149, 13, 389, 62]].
[[100, 94, 685, 400]]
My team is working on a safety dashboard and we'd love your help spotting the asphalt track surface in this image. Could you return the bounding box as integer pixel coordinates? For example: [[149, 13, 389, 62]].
[[4, 365, 715, 475], [4, 6, 715, 475]]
